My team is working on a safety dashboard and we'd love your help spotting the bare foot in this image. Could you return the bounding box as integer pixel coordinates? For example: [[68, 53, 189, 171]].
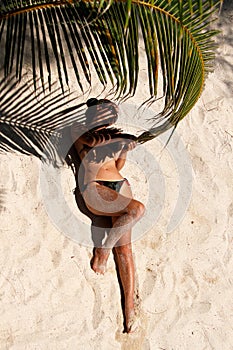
[[125, 309, 139, 333], [91, 248, 110, 275]]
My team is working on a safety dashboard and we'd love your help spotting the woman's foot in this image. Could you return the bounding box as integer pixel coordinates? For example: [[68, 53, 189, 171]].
[[125, 309, 139, 333], [91, 248, 110, 275]]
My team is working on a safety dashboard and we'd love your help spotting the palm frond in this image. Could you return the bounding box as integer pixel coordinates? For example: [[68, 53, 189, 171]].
[[0, 0, 222, 141]]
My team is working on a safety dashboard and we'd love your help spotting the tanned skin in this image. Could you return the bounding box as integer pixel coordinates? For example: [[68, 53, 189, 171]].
[[71, 103, 144, 332]]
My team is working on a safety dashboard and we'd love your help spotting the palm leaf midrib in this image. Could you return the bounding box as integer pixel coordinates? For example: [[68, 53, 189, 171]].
[[136, 1, 207, 100], [0, 0, 222, 155], [0, 1, 217, 103], [0, 1, 71, 19]]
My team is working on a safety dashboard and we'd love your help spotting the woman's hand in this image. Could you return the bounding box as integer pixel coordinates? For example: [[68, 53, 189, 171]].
[[123, 140, 137, 151], [88, 129, 113, 146], [90, 131, 109, 145]]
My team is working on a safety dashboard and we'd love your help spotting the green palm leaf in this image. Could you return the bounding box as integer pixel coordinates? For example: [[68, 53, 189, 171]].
[[0, 0, 222, 142]]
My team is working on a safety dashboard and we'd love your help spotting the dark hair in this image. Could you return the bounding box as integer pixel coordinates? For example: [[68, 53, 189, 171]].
[[86, 98, 99, 107], [86, 98, 112, 107], [85, 98, 118, 126]]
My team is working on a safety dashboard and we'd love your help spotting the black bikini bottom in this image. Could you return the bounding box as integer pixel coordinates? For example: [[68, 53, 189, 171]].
[[76, 178, 130, 194], [94, 178, 130, 193]]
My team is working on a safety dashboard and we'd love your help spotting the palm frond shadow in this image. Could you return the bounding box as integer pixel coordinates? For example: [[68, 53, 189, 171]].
[[0, 75, 141, 166], [0, 76, 114, 250], [0, 0, 222, 140], [0, 188, 6, 213], [0, 75, 88, 164]]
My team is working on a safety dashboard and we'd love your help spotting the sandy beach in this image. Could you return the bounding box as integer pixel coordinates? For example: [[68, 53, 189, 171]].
[[1, 1, 233, 349]]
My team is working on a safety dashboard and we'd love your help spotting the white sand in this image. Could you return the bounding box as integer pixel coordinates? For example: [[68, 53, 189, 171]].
[[1, 2, 233, 349]]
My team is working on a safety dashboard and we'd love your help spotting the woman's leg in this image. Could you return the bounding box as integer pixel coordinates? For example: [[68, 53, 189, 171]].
[[90, 215, 112, 274], [75, 187, 113, 272], [83, 183, 145, 245], [112, 224, 137, 333], [91, 217, 137, 331], [83, 183, 145, 273]]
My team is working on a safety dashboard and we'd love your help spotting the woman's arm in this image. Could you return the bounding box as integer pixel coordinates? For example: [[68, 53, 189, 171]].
[[116, 149, 127, 170], [71, 123, 116, 148], [115, 141, 137, 170], [71, 123, 137, 153]]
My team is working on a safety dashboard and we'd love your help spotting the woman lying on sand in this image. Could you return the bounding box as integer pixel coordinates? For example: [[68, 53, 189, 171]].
[[68, 98, 145, 333]]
